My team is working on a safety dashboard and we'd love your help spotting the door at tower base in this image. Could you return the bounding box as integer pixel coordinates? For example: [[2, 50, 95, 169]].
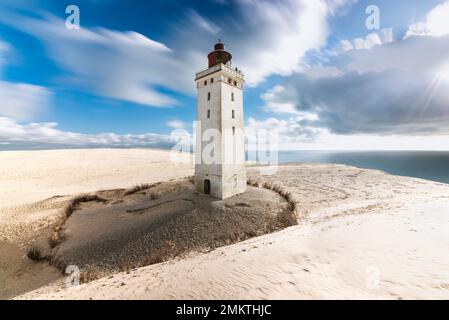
[[194, 167, 247, 199], [204, 179, 211, 195], [194, 41, 247, 200]]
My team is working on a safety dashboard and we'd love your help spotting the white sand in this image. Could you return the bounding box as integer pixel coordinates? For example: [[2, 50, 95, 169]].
[[0, 148, 193, 209], [0, 149, 193, 246], [1, 149, 448, 299]]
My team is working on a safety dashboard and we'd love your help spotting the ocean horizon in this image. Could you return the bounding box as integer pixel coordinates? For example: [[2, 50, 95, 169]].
[[276, 150, 449, 185]]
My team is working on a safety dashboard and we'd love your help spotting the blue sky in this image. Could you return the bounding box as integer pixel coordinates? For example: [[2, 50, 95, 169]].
[[1, 0, 449, 150]]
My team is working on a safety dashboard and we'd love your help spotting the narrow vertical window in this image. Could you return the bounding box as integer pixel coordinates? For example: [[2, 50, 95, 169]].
[[204, 80, 207, 85], [231, 92, 234, 101], [207, 92, 210, 101], [232, 110, 235, 119], [207, 109, 210, 118], [232, 127, 235, 135], [211, 78, 214, 83]]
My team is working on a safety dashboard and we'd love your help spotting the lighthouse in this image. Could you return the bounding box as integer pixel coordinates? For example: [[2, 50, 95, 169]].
[[194, 41, 247, 199]]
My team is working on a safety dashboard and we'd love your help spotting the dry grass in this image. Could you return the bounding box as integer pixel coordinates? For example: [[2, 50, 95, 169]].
[[247, 177, 261, 188], [124, 182, 161, 196], [142, 247, 167, 266], [124, 184, 152, 196], [79, 265, 106, 283], [64, 194, 108, 218], [26, 246, 45, 261], [248, 177, 299, 226]]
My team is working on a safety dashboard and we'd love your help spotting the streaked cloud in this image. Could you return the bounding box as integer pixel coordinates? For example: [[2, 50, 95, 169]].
[[0, 0, 353, 107], [212, 0, 352, 85], [0, 81, 51, 121], [0, 39, 10, 72], [0, 14, 185, 107], [0, 40, 51, 121]]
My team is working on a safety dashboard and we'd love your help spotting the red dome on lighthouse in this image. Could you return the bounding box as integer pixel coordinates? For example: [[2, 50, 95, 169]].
[[207, 40, 232, 68]]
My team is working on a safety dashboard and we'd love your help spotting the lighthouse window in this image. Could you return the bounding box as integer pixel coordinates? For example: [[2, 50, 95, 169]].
[[207, 109, 210, 118], [231, 92, 234, 101], [211, 78, 214, 83], [232, 110, 235, 119], [232, 126, 235, 135], [204, 80, 207, 85], [228, 78, 231, 84], [207, 92, 210, 101], [233, 80, 237, 86]]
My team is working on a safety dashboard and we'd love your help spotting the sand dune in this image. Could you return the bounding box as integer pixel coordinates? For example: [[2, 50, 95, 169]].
[[1, 149, 448, 299]]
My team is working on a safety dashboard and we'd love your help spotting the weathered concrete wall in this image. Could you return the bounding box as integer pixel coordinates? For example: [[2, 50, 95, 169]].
[[194, 64, 247, 199]]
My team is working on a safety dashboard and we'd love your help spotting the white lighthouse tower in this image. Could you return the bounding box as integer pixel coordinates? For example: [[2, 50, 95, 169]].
[[194, 41, 246, 199]]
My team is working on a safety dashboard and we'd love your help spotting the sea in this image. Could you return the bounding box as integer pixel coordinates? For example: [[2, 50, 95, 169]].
[[275, 151, 449, 185]]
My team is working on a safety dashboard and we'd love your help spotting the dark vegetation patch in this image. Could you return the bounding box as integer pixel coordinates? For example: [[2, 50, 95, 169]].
[[28, 178, 298, 283]]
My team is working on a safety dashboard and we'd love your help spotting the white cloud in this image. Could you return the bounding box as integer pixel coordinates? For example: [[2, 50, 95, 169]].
[[100, 29, 172, 51], [166, 119, 186, 129], [406, 1, 449, 38], [246, 116, 320, 145], [297, 64, 343, 79], [0, 40, 10, 73], [187, 10, 221, 35], [246, 116, 449, 151], [0, 39, 51, 121], [0, 117, 172, 147], [260, 85, 299, 115], [0, 81, 51, 121], [289, 130, 449, 151], [337, 28, 394, 53], [324, 0, 357, 16], [261, 85, 323, 117], [344, 34, 449, 80]]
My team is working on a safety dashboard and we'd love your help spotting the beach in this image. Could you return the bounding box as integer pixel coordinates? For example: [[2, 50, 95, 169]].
[[1, 148, 448, 299]]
